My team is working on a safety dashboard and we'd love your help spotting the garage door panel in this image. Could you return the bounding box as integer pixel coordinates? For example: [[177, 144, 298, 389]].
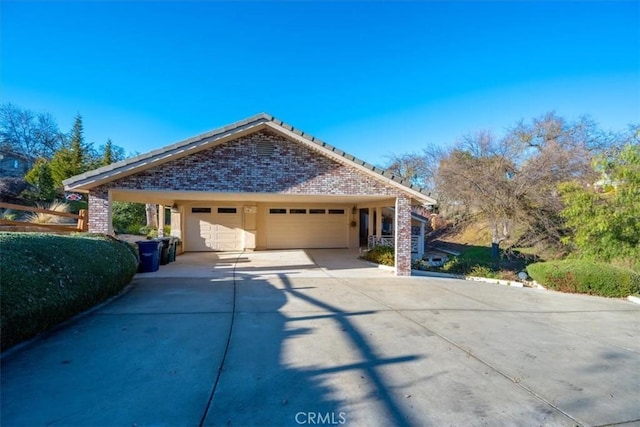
[[186, 208, 242, 251], [266, 208, 347, 249]]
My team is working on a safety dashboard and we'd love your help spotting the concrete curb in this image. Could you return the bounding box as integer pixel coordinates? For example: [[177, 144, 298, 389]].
[[627, 295, 640, 305], [411, 270, 464, 279], [464, 275, 524, 288], [412, 269, 533, 288]]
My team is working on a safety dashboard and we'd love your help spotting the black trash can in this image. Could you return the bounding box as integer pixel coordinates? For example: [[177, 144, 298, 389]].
[[159, 237, 171, 265], [136, 240, 161, 272], [168, 237, 177, 262]]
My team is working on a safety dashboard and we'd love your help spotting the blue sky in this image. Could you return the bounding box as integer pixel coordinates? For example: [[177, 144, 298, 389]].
[[2, 1, 638, 166]]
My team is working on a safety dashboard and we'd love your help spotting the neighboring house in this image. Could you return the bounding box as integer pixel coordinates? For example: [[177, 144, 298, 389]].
[[0, 149, 33, 178], [64, 113, 436, 276]]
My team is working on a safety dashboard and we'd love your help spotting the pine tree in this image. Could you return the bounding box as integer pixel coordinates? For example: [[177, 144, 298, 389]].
[[102, 139, 114, 166], [69, 114, 85, 172], [50, 114, 91, 188]]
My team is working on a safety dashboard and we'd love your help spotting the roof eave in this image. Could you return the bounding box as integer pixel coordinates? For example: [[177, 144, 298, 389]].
[[63, 112, 438, 206], [63, 114, 272, 191]]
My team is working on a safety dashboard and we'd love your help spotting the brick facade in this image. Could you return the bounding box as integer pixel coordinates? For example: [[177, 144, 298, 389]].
[[92, 131, 406, 197], [394, 195, 412, 276], [88, 188, 111, 234]]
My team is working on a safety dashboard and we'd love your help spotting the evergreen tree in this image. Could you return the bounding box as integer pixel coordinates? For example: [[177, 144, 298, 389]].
[[69, 114, 85, 171], [102, 138, 114, 166], [50, 114, 91, 187], [23, 158, 57, 201]]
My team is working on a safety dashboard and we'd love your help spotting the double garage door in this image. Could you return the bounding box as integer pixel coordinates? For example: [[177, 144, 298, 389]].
[[186, 206, 348, 251]]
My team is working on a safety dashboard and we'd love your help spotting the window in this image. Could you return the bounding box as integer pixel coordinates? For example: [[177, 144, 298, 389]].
[[309, 209, 326, 214], [269, 208, 287, 214], [217, 207, 237, 214], [328, 209, 345, 214], [290, 208, 307, 214], [191, 207, 212, 213]]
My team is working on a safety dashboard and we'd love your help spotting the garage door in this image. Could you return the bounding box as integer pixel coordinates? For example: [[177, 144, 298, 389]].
[[186, 207, 242, 251], [266, 207, 348, 249]]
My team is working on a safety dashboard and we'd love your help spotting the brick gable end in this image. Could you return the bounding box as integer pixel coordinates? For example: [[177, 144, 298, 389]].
[[97, 130, 403, 196]]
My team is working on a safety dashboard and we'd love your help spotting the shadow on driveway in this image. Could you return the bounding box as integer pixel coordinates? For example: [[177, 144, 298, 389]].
[[1, 257, 421, 426]]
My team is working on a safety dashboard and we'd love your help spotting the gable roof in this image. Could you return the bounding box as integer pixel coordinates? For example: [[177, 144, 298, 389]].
[[63, 113, 436, 205]]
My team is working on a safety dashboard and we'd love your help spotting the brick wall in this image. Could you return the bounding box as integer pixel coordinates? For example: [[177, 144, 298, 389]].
[[92, 131, 406, 197], [394, 195, 412, 276], [88, 188, 110, 234]]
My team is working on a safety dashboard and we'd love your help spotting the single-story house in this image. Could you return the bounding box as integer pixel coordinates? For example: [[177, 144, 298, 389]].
[[63, 113, 436, 275]]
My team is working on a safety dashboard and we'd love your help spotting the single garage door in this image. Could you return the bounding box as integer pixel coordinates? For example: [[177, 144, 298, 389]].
[[186, 207, 243, 251], [266, 207, 348, 249]]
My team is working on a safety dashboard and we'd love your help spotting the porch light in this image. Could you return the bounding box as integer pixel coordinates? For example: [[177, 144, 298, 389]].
[[171, 203, 179, 213]]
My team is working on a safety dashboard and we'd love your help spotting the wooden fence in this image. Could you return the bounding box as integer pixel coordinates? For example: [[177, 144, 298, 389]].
[[0, 202, 88, 232]]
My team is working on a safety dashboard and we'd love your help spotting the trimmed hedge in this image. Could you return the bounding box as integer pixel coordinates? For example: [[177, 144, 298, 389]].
[[0, 233, 138, 350], [527, 259, 640, 298]]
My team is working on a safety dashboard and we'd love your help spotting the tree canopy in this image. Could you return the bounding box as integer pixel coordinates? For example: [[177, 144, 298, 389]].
[[560, 142, 640, 266], [386, 112, 636, 258], [0, 103, 64, 158], [1, 103, 127, 201]]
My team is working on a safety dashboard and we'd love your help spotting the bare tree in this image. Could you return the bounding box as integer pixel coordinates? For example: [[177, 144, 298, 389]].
[[436, 113, 613, 257], [383, 145, 444, 196], [437, 131, 519, 257], [0, 103, 64, 159]]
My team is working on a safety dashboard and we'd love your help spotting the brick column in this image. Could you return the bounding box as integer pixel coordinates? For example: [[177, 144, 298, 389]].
[[394, 195, 412, 276], [88, 188, 112, 234]]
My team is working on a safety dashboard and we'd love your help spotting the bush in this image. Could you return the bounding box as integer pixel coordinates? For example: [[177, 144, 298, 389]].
[[112, 202, 146, 234], [467, 265, 499, 279], [527, 259, 640, 298], [0, 232, 138, 350], [138, 225, 157, 238], [362, 245, 395, 266]]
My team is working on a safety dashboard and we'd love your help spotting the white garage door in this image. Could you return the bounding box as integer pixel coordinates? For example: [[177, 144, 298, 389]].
[[266, 207, 348, 249], [186, 207, 243, 251]]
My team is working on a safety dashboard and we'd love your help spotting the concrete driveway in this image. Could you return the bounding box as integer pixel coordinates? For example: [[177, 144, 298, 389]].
[[2, 250, 639, 426]]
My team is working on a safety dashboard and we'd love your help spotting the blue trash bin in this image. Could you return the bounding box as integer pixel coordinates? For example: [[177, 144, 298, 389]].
[[137, 240, 161, 272]]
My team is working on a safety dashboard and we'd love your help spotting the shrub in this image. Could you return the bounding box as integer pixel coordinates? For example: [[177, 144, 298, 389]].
[[527, 259, 640, 298], [138, 225, 157, 238], [362, 245, 395, 266], [0, 232, 138, 350], [112, 202, 146, 234], [467, 265, 499, 279]]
